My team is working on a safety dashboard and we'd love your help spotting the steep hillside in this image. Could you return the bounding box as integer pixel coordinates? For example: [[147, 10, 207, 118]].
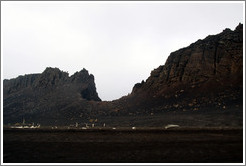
[[3, 67, 101, 125], [112, 23, 243, 115]]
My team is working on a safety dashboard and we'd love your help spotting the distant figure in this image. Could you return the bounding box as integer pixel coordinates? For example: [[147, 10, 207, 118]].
[[92, 123, 95, 128], [103, 123, 106, 127]]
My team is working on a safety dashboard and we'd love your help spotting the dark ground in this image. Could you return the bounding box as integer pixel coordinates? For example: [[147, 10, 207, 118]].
[[3, 128, 243, 163]]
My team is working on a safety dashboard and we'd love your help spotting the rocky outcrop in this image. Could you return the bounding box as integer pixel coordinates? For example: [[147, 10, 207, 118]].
[[133, 23, 243, 95], [123, 23, 243, 113], [70, 69, 101, 101], [3, 67, 101, 124], [4, 67, 101, 101], [34, 67, 69, 88]]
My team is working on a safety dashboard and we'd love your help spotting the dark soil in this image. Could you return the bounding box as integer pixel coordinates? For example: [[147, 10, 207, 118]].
[[3, 128, 243, 163]]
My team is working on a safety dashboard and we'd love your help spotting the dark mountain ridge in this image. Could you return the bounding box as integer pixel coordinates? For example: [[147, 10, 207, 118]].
[[133, 23, 243, 94], [4, 67, 101, 101], [114, 23, 243, 114], [3, 67, 101, 125], [3, 23, 243, 127]]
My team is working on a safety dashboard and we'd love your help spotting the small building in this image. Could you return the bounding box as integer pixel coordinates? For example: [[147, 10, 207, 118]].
[[165, 124, 180, 129]]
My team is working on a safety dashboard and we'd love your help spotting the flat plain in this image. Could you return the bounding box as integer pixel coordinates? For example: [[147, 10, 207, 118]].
[[3, 127, 243, 163]]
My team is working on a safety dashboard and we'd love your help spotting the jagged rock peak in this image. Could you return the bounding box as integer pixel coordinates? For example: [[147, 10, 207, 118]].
[[70, 68, 95, 83], [42, 67, 68, 75], [42, 67, 69, 78], [4, 67, 101, 101], [35, 67, 69, 88]]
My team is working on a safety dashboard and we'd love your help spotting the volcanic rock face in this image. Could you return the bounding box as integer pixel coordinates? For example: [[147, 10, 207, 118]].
[[3, 67, 101, 124], [3, 24, 243, 126], [4, 67, 101, 101], [124, 23, 243, 113], [133, 23, 243, 94]]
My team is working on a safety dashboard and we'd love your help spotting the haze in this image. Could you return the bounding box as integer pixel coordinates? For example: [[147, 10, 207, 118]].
[[1, 1, 244, 101]]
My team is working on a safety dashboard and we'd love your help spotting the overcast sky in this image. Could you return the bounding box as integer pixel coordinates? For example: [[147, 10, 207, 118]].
[[1, 1, 244, 101]]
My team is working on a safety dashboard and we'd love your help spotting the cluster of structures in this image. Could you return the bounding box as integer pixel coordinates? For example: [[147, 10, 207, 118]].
[[64, 122, 106, 130], [9, 118, 180, 130], [10, 118, 41, 129]]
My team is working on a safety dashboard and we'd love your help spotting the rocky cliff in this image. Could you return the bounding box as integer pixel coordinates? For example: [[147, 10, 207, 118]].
[[133, 23, 243, 94], [3, 67, 101, 125], [113, 23, 243, 114]]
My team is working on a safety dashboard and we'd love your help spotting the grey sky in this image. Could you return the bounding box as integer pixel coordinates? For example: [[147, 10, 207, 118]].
[[1, 1, 244, 101]]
